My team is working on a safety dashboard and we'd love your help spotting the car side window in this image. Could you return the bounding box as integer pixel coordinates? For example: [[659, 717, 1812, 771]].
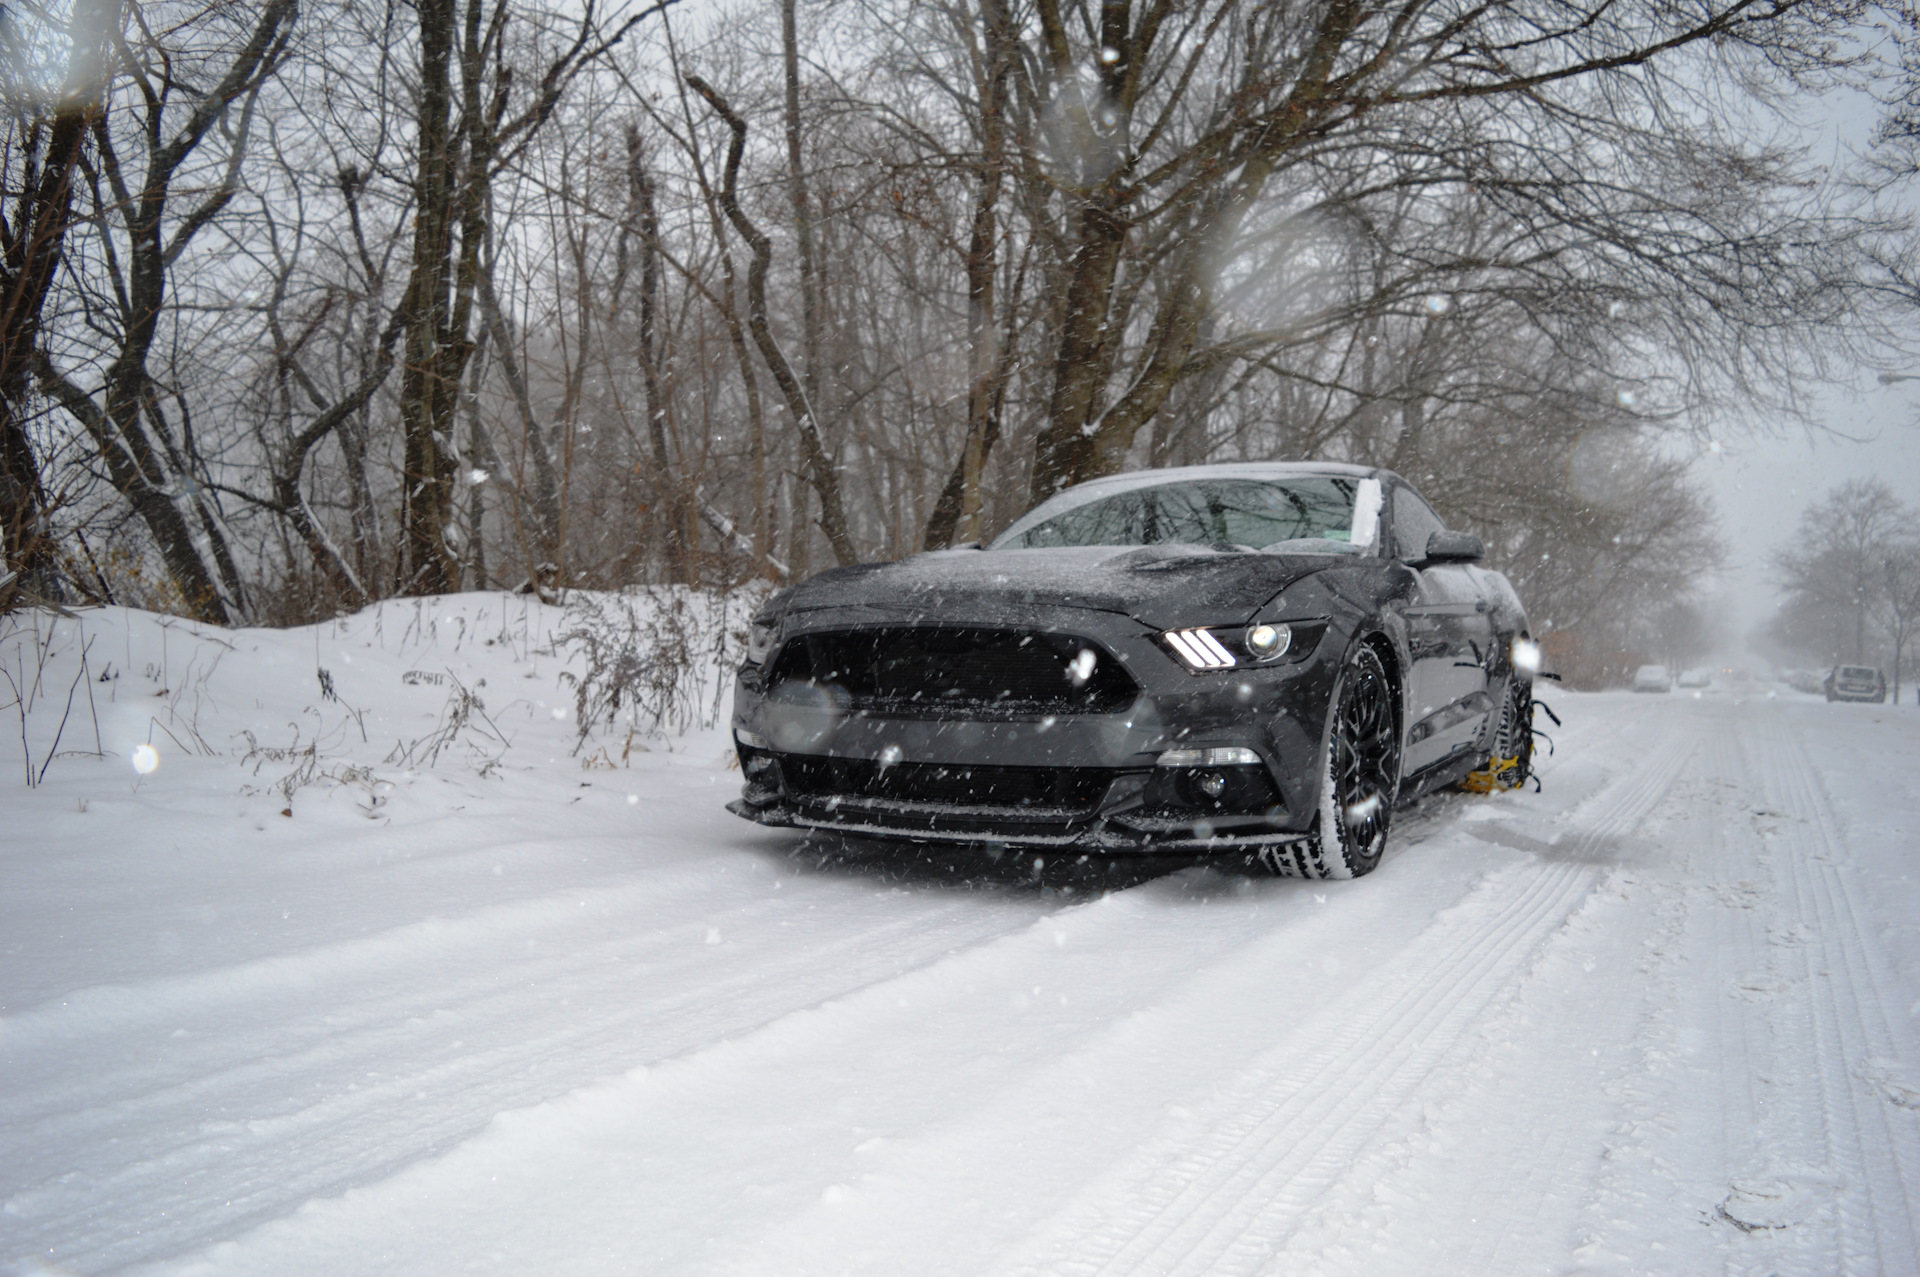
[[1391, 488, 1448, 562]]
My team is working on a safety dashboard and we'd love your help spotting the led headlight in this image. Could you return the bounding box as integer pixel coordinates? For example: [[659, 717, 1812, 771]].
[[1511, 637, 1542, 676], [1246, 623, 1292, 659], [1164, 628, 1236, 669], [1163, 622, 1296, 670], [746, 617, 782, 664]]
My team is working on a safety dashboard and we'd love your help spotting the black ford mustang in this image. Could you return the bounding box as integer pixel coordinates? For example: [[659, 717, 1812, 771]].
[[728, 463, 1537, 878]]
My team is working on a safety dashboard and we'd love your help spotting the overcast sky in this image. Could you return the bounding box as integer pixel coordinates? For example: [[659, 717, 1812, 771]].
[[1685, 63, 1919, 656], [1700, 379, 1920, 648]]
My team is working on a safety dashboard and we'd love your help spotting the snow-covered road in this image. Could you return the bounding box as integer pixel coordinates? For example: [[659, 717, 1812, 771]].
[[4, 600, 1919, 1275]]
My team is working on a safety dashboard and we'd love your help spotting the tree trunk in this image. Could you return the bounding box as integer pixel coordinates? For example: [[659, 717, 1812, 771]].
[[1028, 196, 1130, 503], [629, 126, 692, 584], [782, 0, 824, 412], [474, 268, 563, 563], [687, 73, 857, 566], [37, 361, 231, 619], [396, 0, 467, 596], [0, 100, 91, 601], [957, 0, 1013, 545]]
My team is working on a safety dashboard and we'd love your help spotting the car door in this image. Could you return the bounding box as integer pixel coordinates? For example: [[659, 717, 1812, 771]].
[[1392, 485, 1497, 775]]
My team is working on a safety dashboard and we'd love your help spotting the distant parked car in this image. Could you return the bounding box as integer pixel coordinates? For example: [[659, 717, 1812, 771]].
[[1824, 665, 1886, 703], [1783, 668, 1825, 695], [1633, 664, 1672, 693], [1677, 668, 1712, 688]]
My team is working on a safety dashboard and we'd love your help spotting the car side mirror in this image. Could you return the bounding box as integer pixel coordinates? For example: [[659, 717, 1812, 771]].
[[1421, 530, 1484, 564]]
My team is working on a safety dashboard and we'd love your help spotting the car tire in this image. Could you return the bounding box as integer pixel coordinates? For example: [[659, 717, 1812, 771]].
[[1487, 672, 1534, 788], [1298, 643, 1400, 880]]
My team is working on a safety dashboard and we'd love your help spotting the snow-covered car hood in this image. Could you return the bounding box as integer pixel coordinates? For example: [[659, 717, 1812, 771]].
[[777, 544, 1344, 631]]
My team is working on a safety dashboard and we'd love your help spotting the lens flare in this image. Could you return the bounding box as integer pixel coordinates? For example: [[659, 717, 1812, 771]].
[[765, 680, 849, 752], [131, 743, 159, 775]]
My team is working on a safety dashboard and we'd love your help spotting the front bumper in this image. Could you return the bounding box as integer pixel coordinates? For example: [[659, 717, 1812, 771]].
[[727, 603, 1343, 853], [727, 752, 1310, 852]]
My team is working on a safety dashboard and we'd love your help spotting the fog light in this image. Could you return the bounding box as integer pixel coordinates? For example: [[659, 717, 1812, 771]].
[[1512, 637, 1542, 675], [1195, 771, 1227, 798], [1157, 746, 1262, 767]]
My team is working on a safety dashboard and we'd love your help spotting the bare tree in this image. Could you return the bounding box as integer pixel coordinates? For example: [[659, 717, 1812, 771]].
[[915, 0, 1015, 551], [1773, 478, 1913, 664], [1882, 543, 1920, 701], [391, 0, 670, 595], [0, 0, 1898, 626], [990, 0, 1870, 502], [32, 0, 298, 623], [686, 71, 856, 565], [0, 0, 109, 606]]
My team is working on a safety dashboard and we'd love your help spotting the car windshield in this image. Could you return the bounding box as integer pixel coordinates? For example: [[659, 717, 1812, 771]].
[[993, 477, 1363, 551], [1840, 666, 1879, 678]]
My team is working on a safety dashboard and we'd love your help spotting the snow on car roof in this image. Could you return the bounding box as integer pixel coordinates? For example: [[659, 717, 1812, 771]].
[[1041, 461, 1382, 496]]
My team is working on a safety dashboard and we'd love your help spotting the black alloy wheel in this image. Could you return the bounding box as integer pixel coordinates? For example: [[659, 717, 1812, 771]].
[[1302, 643, 1400, 879]]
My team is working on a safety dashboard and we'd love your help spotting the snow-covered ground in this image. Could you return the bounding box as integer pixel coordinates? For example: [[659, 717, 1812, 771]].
[[3, 598, 1918, 1276]]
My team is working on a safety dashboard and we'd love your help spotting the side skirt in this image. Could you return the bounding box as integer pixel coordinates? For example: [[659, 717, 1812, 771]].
[[1396, 750, 1486, 806]]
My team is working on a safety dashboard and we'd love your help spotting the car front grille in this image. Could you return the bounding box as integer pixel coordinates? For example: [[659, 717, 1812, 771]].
[[766, 626, 1138, 718], [778, 755, 1114, 813]]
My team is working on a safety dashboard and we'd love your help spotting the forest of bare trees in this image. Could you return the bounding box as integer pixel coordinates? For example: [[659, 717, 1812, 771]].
[[0, 0, 1910, 664]]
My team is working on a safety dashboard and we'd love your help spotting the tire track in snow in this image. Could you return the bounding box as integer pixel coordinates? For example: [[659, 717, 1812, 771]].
[[1401, 717, 1728, 1277], [1694, 729, 1783, 1254], [0, 869, 1060, 1275], [1666, 721, 1852, 1277], [1540, 721, 1784, 1274], [996, 728, 1700, 1277], [124, 876, 1409, 1277], [1743, 730, 1920, 1274]]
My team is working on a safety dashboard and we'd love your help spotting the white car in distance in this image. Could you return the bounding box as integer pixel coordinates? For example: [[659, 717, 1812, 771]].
[[1633, 664, 1673, 693]]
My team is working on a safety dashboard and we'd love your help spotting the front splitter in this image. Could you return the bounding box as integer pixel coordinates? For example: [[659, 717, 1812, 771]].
[[727, 798, 1311, 856]]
